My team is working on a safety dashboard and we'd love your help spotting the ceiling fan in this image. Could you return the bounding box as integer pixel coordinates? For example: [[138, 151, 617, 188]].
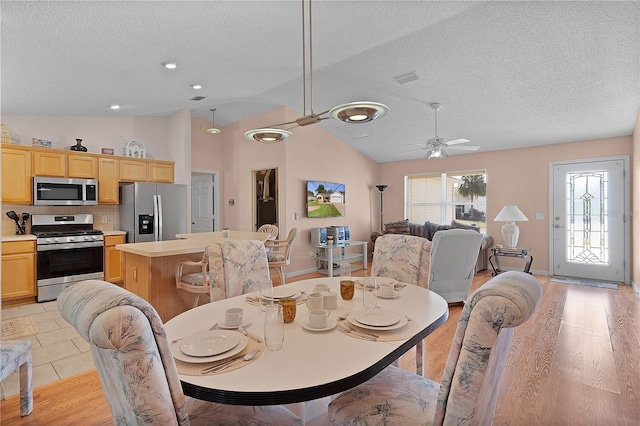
[[244, 0, 388, 144], [402, 103, 479, 159]]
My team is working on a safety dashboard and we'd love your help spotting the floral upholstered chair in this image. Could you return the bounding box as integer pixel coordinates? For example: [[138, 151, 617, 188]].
[[328, 271, 542, 426], [57, 279, 301, 425], [207, 239, 271, 301], [371, 234, 431, 289], [0, 339, 33, 416], [371, 233, 432, 374]]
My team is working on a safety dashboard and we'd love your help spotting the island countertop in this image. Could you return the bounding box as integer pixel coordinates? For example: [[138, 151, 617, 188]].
[[116, 231, 268, 258]]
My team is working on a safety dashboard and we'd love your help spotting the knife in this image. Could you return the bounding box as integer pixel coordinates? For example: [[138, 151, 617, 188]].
[[201, 352, 249, 374]]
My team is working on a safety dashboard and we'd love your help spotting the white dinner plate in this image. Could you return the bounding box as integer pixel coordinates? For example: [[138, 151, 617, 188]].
[[180, 330, 240, 357], [348, 310, 408, 331], [300, 319, 337, 332], [355, 277, 397, 288], [217, 317, 252, 329], [377, 292, 400, 299], [352, 309, 401, 327], [263, 288, 301, 300], [172, 333, 248, 364]]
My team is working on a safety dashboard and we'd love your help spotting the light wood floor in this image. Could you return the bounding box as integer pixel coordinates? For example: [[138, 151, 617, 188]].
[[2, 268, 639, 425]]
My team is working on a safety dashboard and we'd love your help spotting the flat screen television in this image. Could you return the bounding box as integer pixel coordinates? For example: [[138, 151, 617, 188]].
[[306, 180, 345, 218]]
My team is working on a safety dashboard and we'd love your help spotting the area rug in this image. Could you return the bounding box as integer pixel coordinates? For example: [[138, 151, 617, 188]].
[[1, 316, 39, 340], [550, 276, 619, 290]]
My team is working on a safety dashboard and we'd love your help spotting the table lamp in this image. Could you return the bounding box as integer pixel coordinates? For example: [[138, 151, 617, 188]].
[[494, 205, 528, 248]]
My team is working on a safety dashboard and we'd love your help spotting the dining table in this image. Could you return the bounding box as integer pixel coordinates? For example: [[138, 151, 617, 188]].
[[164, 276, 449, 419]]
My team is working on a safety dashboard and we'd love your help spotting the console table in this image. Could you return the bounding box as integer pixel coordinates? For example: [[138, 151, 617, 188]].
[[489, 247, 533, 276], [314, 240, 367, 277]]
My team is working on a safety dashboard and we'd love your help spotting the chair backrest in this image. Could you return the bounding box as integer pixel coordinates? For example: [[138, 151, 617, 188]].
[[257, 224, 279, 240], [428, 229, 484, 303], [57, 280, 189, 426], [282, 228, 297, 262], [371, 234, 431, 288], [206, 239, 270, 301], [434, 271, 542, 425]]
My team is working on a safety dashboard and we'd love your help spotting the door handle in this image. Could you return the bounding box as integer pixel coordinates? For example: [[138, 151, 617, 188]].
[[554, 224, 563, 228]]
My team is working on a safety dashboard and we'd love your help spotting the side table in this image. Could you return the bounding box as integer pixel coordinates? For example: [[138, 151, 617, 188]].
[[489, 247, 533, 276]]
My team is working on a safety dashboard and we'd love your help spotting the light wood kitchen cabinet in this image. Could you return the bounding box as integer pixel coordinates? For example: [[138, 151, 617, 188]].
[[104, 235, 126, 284], [1, 240, 36, 301], [148, 161, 174, 183], [1, 147, 32, 204], [98, 157, 119, 204], [32, 151, 66, 177], [119, 158, 148, 182], [67, 154, 98, 178]]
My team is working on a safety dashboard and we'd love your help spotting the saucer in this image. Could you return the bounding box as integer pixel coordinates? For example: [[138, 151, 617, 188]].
[[377, 292, 400, 299], [217, 317, 252, 329], [300, 319, 337, 332]]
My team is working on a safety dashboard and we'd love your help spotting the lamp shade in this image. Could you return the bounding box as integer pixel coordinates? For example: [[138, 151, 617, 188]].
[[494, 205, 528, 222], [494, 205, 528, 248]]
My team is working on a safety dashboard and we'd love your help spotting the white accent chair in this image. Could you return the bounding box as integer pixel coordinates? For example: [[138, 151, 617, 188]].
[[257, 224, 279, 240], [266, 228, 297, 285], [175, 251, 211, 308], [429, 228, 484, 304], [328, 271, 542, 426], [58, 279, 302, 425]]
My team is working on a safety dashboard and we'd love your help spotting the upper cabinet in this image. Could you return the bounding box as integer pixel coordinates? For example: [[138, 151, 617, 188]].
[[2, 145, 174, 204], [68, 154, 98, 178], [1, 147, 32, 204]]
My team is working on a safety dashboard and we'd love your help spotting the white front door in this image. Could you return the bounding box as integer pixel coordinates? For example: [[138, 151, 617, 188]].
[[191, 174, 214, 233], [550, 158, 628, 282]]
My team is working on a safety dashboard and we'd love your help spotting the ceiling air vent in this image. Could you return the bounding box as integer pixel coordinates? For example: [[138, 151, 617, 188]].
[[393, 71, 419, 85], [190, 96, 206, 101]]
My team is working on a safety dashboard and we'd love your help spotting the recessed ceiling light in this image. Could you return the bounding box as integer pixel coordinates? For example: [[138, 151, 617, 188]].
[[162, 62, 177, 69], [110, 104, 120, 110], [191, 84, 202, 90]]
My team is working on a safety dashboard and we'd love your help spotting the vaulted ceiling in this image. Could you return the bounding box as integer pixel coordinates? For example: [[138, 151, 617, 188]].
[[2, 1, 638, 163]]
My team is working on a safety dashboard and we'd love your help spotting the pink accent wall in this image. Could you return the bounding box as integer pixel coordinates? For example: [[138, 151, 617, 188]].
[[191, 117, 224, 172], [379, 136, 633, 275], [633, 109, 640, 287]]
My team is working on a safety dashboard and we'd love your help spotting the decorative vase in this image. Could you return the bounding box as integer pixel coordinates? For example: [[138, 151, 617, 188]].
[[70, 138, 87, 152]]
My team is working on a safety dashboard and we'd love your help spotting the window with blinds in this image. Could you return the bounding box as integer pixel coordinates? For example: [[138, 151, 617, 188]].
[[404, 170, 487, 232]]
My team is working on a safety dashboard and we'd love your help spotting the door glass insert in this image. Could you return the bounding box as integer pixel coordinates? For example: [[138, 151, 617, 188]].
[[565, 170, 608, 265]]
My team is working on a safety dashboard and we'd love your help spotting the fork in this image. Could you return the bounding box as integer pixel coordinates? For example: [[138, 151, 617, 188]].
[[337, 324, 377, 341]]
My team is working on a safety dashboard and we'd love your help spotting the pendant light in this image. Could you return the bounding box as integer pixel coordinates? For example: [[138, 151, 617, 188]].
[[245, 0, 389, 143], [206, 109, 221, 134]]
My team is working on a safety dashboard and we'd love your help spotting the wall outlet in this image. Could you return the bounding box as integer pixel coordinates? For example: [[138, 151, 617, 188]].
[[101, 215, 108, 224]]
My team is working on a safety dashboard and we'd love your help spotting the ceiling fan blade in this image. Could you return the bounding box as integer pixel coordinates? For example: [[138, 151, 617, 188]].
[[398, 147, 427, 156], [444, 138, 471, 146], [405, 143, 427, 147], [447, 145, 480, 151]]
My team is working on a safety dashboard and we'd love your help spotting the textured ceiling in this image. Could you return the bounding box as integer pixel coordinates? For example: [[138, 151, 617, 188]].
[[1, 1, 639, 163]]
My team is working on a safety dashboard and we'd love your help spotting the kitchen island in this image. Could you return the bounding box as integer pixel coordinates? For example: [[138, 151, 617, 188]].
[[116, 231, 269, 321]]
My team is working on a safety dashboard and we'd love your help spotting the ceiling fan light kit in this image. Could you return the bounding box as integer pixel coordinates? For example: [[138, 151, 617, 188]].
[[245, 0, 388, 144]]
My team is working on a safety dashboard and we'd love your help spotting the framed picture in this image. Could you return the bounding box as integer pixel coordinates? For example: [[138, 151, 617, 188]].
[[32, 138, 52, 148]]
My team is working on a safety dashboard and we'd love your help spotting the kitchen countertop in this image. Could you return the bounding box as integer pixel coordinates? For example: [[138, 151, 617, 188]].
[[103, 230, 127, 236], [1, 234, 37, 242], [116, 231, 268, 258]]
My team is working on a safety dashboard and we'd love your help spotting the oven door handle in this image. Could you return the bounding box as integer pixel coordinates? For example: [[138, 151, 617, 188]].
[[37, 241, 104, 251]]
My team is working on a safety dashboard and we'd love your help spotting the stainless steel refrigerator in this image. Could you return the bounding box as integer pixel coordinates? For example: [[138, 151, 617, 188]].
[[119, 182, 187, 242]]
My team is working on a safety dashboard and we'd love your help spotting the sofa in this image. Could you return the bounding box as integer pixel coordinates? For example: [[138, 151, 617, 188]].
[[371, 219, 494, 273]]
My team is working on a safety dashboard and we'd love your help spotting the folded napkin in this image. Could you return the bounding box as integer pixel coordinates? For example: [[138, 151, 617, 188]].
[[354, 280, 407, 291], [245, 291, 308, 307]]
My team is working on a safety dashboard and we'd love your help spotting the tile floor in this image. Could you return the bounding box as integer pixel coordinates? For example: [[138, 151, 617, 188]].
[[1, 302, 95, 398]]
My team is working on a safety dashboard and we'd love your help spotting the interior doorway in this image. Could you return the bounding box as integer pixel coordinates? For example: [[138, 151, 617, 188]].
[[252, 168, 278, 232], [549, 157, 629, 283], [191, 170, 220, 233]]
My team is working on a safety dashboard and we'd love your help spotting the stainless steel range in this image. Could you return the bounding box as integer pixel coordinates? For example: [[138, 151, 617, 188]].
[[31, 214, 104, 302]]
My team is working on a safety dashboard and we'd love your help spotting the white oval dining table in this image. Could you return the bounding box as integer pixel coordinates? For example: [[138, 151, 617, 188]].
[[164, 277, 449, 406]]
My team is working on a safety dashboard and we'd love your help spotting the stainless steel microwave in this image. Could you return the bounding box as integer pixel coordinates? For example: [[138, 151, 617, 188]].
[[33, 177, 98, 206]]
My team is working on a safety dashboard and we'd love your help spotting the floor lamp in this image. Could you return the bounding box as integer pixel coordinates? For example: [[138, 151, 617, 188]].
[[376, 185, 388, 231]]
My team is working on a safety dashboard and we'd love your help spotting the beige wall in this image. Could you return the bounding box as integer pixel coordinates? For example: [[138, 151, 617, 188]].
[[379, 136, 633, 275]]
